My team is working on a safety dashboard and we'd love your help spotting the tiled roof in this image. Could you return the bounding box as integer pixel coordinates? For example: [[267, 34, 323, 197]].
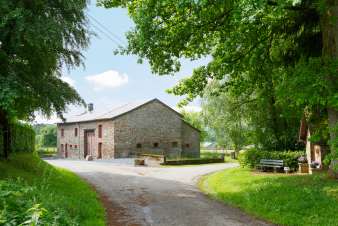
[[61, 98, 177, 124]]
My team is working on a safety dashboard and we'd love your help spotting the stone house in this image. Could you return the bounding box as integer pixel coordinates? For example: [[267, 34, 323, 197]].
[[57, 99, 200, 159]]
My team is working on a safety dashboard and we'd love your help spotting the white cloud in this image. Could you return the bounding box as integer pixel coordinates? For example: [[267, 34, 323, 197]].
[[61, 76, 76, 87], [85, 70, 128, 90]]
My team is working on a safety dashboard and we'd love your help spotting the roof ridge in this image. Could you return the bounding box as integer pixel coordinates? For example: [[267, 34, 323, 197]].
[[97, 102, 134, 118], [60, 98, 180, 124]]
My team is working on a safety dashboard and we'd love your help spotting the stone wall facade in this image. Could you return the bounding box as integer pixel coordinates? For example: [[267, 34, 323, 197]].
[[181, 122, 200, 158], [114, 101, 187, 158], [57, 100, 200, 159], [57, 120, 115, 159]]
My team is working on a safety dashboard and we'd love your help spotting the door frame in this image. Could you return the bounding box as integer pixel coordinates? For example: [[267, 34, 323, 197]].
[[84, 129, 95, 158], [65, 143, 68, 158]]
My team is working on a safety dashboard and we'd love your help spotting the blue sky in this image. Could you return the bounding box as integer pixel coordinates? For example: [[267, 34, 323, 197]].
[[35, 0, 207, 123]]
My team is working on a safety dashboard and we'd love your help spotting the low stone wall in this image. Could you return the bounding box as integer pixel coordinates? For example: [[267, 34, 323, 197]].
[[137, 154, 166, 167], [135, 154, 225, 166], [163, 157, 224, 165]]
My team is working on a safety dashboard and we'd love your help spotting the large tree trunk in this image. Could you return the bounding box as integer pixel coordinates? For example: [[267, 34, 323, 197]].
[[321, 0, 338, 154], [0, 109, 10, 159]]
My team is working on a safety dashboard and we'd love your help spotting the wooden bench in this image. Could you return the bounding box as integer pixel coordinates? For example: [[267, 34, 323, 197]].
[[257, 159, 284, 172]]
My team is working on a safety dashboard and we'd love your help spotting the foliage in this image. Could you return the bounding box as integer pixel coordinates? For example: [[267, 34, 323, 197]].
[[202, 80, 250, 150], [0, 180, 67, 225], [0, 122, 35, 156], [238, 149, 304, 169], [0, 0, 90, 156], [199, 168, 338, 226], [33, 124, 57, 148], [100, 0, 338, 154], [200, 150, 224, 160], [36, 147, 57, 158], [0, 153, 105, 226], [164, 158, 224, 165], [180, 110, 208, 142], [324, 151, 338, 167]]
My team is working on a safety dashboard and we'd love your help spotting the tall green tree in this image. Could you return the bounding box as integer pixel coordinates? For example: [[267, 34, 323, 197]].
[[0, 0, 90, 157], [34, 124, 57, 148], [180, 110, 208, 142], [202, 80, 248, 152], [100, 0, 337, 155]]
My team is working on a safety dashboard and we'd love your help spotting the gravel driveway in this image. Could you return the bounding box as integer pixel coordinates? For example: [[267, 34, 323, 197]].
[[47, 159, 273, 226]]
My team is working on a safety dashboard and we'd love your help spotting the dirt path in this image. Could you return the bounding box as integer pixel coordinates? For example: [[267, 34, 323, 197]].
[[47, 160, 273, 226]]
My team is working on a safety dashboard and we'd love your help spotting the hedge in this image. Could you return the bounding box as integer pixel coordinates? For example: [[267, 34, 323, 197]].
[[0, 122, 35, 156], [163, 158, 225, 165], [238, 149, 304, 169], [163, 154, 225, 165]]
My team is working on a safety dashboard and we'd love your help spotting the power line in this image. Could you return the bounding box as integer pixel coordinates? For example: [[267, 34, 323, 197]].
[[89, 21, 122, 47], [87, 13, 126, 45]]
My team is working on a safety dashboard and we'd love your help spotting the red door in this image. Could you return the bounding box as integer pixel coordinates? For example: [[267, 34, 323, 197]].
[[84, 130, 95, 158]]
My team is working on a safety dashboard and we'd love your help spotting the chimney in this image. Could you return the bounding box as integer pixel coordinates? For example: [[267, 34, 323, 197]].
[[88, 103, 94, 113]]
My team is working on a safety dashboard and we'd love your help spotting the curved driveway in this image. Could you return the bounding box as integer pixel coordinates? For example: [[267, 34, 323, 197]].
[[47, 159, 273, 226]]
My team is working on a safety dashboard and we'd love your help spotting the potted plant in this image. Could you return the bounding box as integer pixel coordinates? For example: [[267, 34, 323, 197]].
[[298, 156, 309, 173]]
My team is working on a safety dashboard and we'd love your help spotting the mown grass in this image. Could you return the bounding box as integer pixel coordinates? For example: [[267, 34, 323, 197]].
[[199, 168, 338, 226], [36, 147, 57, 158], [0, 152, 105, 226]]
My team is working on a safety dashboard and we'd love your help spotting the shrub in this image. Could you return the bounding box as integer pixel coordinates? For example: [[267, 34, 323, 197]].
[[0, 153, 105, 225], [0, 122, 35, 156], [0, 179, 77, 225], [11, 122, 35, 153], [238, 149, 304, 169]]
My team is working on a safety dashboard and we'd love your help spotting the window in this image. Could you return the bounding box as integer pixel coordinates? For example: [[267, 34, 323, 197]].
[[98, 125, 102, 138], [153, 142, 159, 148], [75, 145, 78, 149], [136, 143, 142, 148], [74, 128, 78, 137], [98, 143, 102, 159], [61, 129, 64, 137], [185, 143, 190, 148], [70, 144, 73, 148], [172, 142, 178, 148]]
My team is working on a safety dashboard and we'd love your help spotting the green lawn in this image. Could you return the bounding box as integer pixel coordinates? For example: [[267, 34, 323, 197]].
[[36, 146, 57, 158], [0, 152, 105, 226], [199, 168, 338, 226]]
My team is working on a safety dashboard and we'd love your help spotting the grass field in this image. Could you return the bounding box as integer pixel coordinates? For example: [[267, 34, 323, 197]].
[[36, 146, 57, 157], [199, 168, 338, 226], [0, 152, 105, 225]]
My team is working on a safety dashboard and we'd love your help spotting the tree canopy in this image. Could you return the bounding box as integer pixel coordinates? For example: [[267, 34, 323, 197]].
[[0, 0, 90, 156], [100, 0, 338, 155], [180, 110, 208, 142]]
